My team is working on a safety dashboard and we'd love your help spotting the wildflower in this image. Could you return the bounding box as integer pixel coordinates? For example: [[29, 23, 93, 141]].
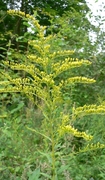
[[58, 125, 93, 141]]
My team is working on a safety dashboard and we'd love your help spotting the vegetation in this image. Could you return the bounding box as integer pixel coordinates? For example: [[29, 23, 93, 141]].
[[0, 1, 105, 180]]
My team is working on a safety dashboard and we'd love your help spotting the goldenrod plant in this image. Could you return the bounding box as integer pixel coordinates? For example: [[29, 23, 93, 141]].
[[0, 10, 105, 179]]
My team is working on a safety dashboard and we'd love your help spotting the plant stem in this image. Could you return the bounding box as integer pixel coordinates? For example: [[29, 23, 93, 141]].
[[51, 128, 56, 180]]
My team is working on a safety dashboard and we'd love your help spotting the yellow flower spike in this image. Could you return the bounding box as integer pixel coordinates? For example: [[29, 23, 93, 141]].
[[41, 75, 54, 87], [61, 114, 70, 126], [7, 10, 25, 17], [49, 50, 74, 60], [58, 125, 93, 141], [44, 35, 53, 43], [52, 60, 92, 77], [66, 76, 96, 84], [27, 54, 44, 65], [7, 10, 41, 31], [0, 81, 10, 86], [0, 87, 21, 93], [51, 85, 61, 98], [74, 104, 105, 118], [44, 45, 50, 52], [33, 44, 42, 52], [79, 142, 105, 153]]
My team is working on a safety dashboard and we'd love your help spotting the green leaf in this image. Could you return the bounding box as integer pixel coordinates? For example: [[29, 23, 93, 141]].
[[0, 47, 6, 50], [10, 102, 24, 114], [38, 150, 52, 163], [28, 168, 41, 180], [7, 52, 11, 56], [41, 172, 51, 179]]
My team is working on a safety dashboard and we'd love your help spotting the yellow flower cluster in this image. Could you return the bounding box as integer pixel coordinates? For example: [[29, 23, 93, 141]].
[[65, 76, 96, 84], [74, 104, 105, 117], [27, 55, 43, 64], [44, 35, 53, 43], [3, 61, 43, 81], [32, 75, 41, 84], [28, 40, 42, 46], [7, 10, 41, 30], [80, 142, 105, 153], [21, 86, 36, 94], [5, 61, 36, 76], [11, 78, 30, 86], [31, 44, 42, 53], [28, 41, 51, 56], [1, 71, 12, 81], [0, 86, 21, 93], [49, 50, 74, 59], [7, 10, 25, 17], [43, 45, 50, 52], [52, 60, 92, 77], [0, 81, 10, 86], [61, 114, 70, 125], [27, 55, 49, 67], [58, 125, 93, 141], [0, 77, 36, 95], [51, 85, 61, 98], [41, 76, 54, 87]]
